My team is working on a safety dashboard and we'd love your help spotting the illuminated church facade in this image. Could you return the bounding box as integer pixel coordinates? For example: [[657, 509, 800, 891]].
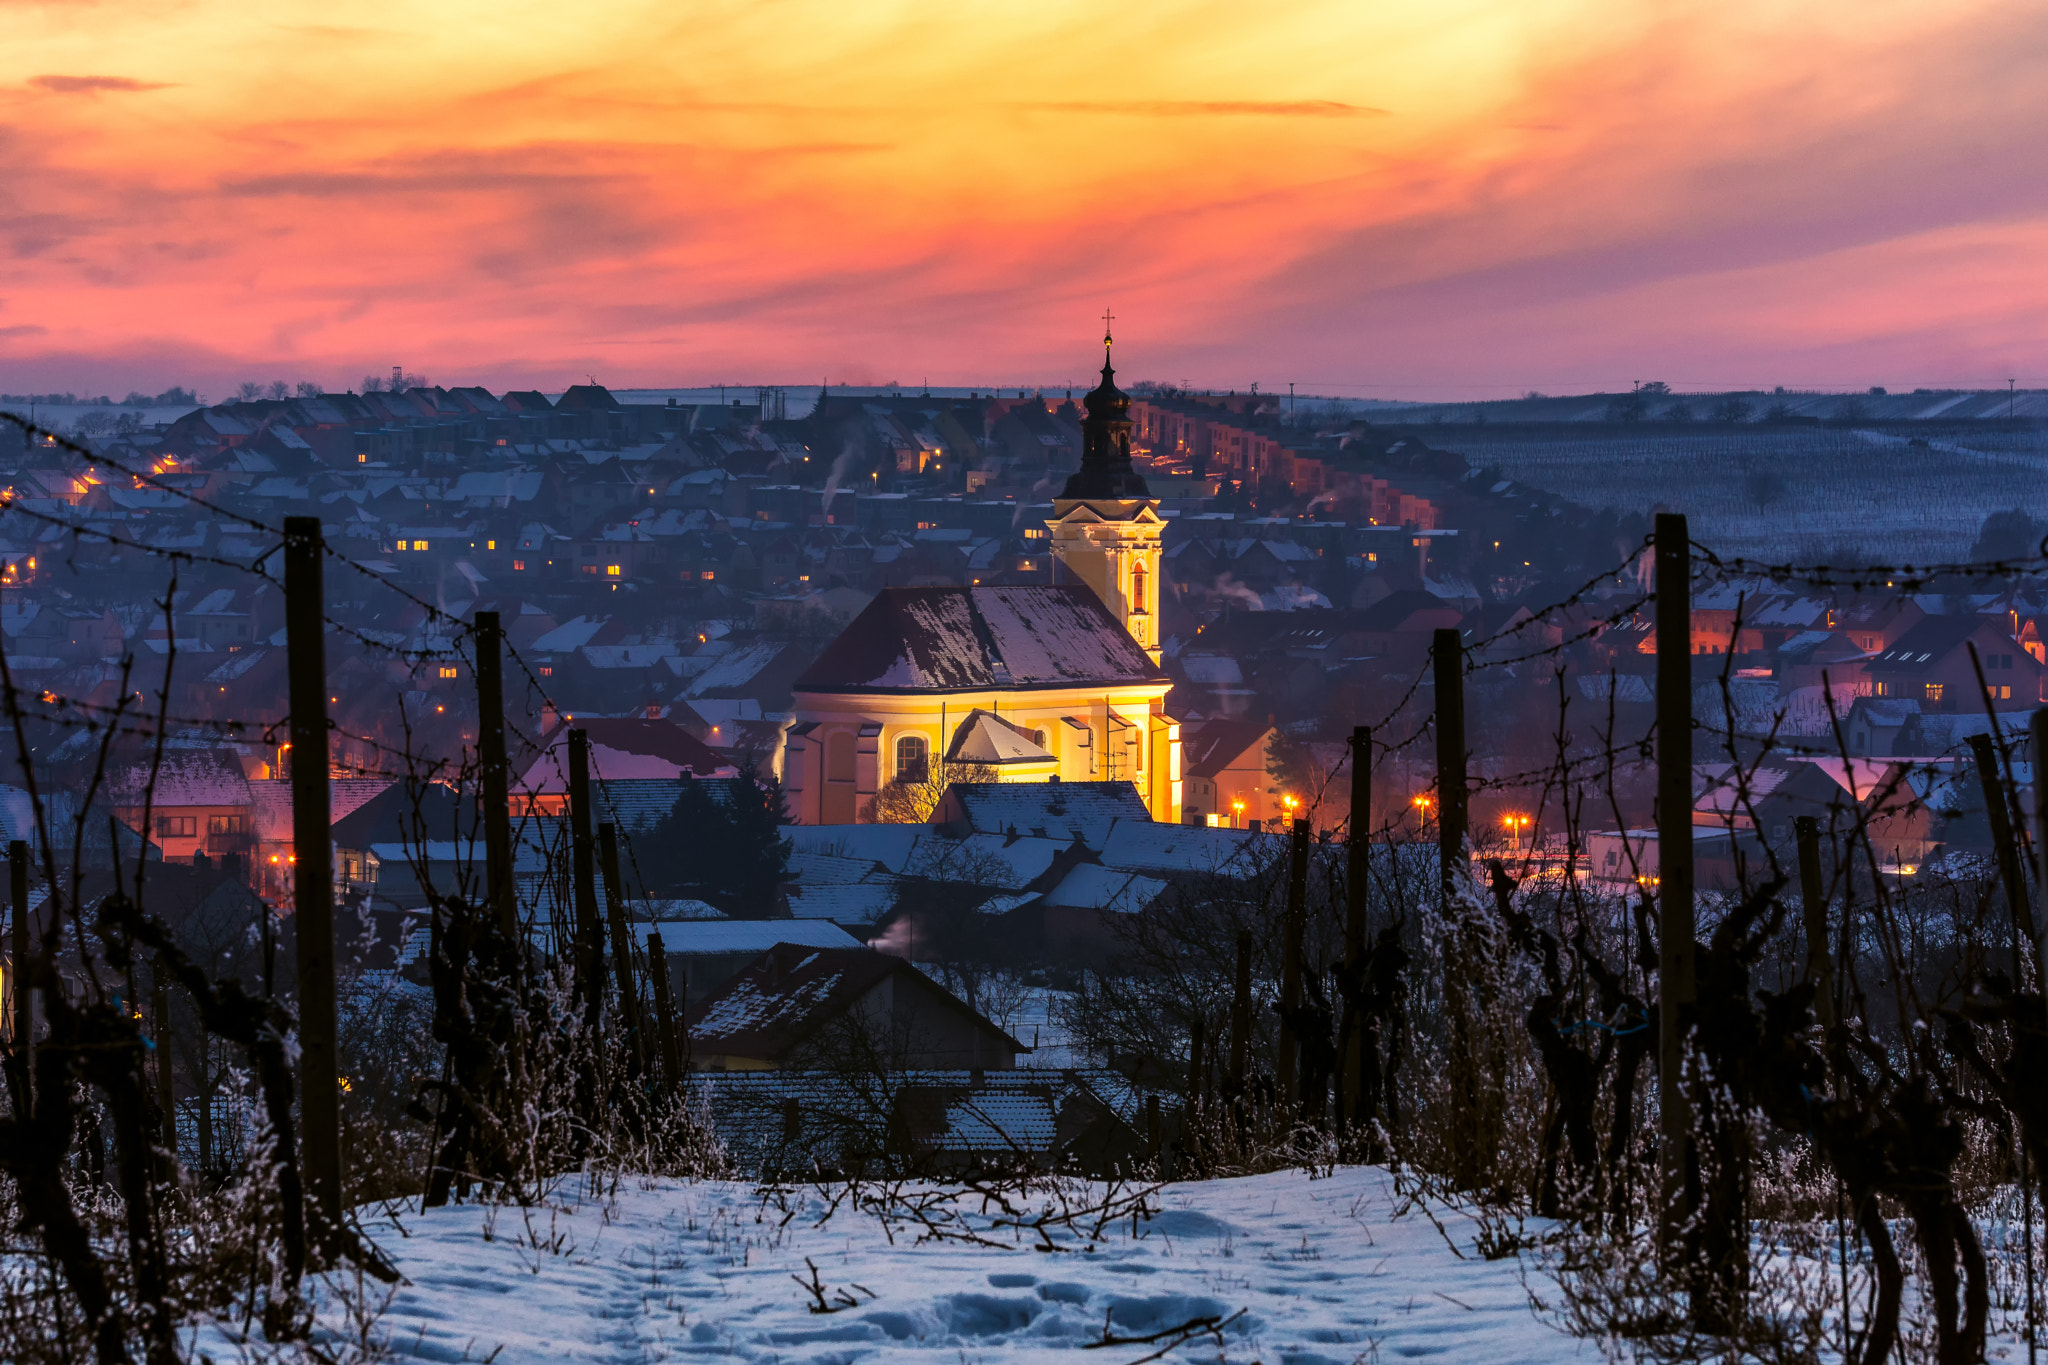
[[781, 330, 1181, 824]]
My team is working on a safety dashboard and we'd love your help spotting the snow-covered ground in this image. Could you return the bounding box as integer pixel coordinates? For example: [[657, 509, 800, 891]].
[[260, 1167, 1589, 1363]]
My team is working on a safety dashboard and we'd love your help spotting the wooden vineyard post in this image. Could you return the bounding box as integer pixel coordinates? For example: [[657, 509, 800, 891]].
[[9, 839, 27, 1082], [283, 514, 341, 1238], [1654, 510, 1697, 1257], [1432, 630, 1468, 897], [153, 959, 175, 1157], [1230, 928, 1252, 1125], [1342, 725, 1369, 1131], [1278, 818, 1310, 1111], [472, 611, 517, 938], [1794, 817, 1836, 1029], [647, 931, 683, 1090], [1969, 733, 2035, 977], [597, 823, 644, 1065], [567, 729, 603, 1034]]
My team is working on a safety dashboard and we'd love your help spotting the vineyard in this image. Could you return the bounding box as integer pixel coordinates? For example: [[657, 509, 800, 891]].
[[1450, 427, 2048, 563]]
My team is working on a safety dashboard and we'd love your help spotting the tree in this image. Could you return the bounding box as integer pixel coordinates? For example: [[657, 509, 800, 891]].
[[1711, 396, 1753, 424], [1743, 465, 1787, 514], [1970, 509, 2043, 564], [294, 381, 322, 399], [235, 381, 263, 401], [362, 375, 385, 393], [1265, 728, 1320, 810], [266, 380, 290, 400], [864, 756, 1000, 825], [638, 773, 791, 915]]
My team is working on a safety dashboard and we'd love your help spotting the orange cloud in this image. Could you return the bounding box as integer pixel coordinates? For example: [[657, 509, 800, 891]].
[[28, 75, 172, 94], [0, 0, 2043, 397]]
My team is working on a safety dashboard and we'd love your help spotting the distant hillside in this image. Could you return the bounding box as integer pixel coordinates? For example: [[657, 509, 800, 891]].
[[1413, 423, 2048, 565]]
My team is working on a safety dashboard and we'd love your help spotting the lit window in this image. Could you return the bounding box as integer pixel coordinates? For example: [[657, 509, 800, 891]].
[[606, 565, 621, 576], [439, 666, 458, 679], [486, 540, 496, 550], [512, 560, 525, 571], [357, 453, 367, 463], [415, 539, 428, 550], [1925, 683, 1944, 703], [582, 565, 598, 575], [538, 666, 553, 677], [700, 570, 714, 580], [895, 734, 929, 783]]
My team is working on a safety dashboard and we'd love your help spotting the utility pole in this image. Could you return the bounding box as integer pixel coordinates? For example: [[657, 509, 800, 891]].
[[1432, 629, 1468, 897], [283, 514, 341, 1239], [1654, 510, 1697, 1254], [1278, 818, 1310, 1110], [473, 611, 516, 938]]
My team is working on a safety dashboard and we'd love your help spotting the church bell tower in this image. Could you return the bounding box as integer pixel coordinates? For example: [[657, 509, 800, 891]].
[[1048, 318, 1164, 665]]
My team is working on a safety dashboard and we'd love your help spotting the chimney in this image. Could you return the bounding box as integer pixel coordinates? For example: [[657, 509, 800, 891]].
[[391, 365, 403, 389]]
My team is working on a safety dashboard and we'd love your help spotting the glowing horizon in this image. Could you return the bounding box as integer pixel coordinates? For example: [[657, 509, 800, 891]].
[[3, 0, 2045, 400]]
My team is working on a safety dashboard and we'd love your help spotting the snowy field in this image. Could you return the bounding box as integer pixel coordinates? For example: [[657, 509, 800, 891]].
[[1454, 427, 2048, 564], [256, 1167, 1589, 1364]]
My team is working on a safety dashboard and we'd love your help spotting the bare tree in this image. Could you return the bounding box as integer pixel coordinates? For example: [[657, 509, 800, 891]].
[[864, 756, 1000, 824]]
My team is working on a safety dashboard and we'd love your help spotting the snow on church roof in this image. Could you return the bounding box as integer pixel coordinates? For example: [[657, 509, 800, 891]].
[[792, 586, 1163, 694]]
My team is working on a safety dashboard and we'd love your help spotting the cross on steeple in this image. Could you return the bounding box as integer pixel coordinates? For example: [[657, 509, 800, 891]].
[[1101, 308, 1115, 349]]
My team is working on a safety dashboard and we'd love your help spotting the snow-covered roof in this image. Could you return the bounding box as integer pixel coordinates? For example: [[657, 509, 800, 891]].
[[794, 586, 1164, 694], [639, 920, 858, 956]]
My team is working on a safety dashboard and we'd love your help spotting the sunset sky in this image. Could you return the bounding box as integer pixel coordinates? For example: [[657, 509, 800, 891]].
[[4, 0, 2046, 399]]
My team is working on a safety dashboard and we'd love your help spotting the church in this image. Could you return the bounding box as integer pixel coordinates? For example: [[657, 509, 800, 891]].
[[781, 329, 1181, 824]]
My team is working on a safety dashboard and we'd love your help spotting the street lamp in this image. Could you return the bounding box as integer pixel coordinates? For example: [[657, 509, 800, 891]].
[[1231, 798, 1246, 830], [1412, 794, 1433, 831], [1502, 813, 1531, 853]]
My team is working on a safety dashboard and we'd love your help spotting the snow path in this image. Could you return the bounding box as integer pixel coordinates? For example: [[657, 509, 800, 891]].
[[303, 1167, 1591, 1364]]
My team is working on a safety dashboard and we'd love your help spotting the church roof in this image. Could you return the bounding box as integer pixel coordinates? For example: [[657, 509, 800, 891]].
[[792, 586, 1165, 694]]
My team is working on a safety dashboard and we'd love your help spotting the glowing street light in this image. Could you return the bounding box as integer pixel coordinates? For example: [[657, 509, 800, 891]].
[[1230, 798, 1246, 830], [1502, 813, 1531, 852]]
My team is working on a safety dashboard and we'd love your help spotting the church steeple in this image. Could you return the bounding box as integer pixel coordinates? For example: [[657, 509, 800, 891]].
[[1061, 313, 1151, 500], [1049, 317, 1164, 664]]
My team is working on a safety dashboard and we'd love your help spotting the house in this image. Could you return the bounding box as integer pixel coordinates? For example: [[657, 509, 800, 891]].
[[642, 918, 862, 1005], [111, 748, 253, 865], [1177, 719, 1277, 826], [1693, 755, 1935, 865], [689, 1067, 1145, 1177], [516, 718, 735, 815], [686, 944, 1025, 1071], [1865, 616, 2044, 714]]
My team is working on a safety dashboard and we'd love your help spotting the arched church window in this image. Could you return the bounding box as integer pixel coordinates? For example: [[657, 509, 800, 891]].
[[895, 734, 929, 783], [1130, 563, 1148, 614]]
